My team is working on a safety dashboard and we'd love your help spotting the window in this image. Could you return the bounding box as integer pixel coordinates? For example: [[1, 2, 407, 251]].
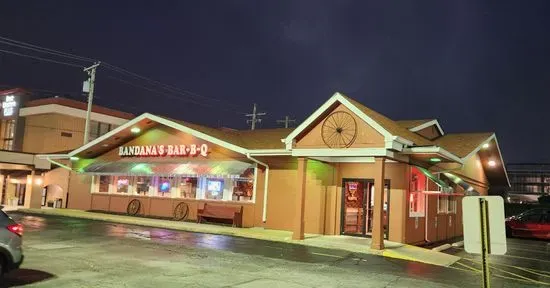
[[61, 132, 72, 137], [98, 176, 110, 193], [438, 195, 448, 214], [409, 192, 425, 217], [519, 213, 542, 223], [205, 178, 224, 200], [157, 177, 173, 197], [523, 177, 540, 183], [409, 167, 426, 217], [524, 185, 541, 193], [116, 176, 130, 193], [1, 119, 15, 150], [447, 196, 457, 213], [88, 121, 112, 141], [178, 177, 197, 199], [135, 176, 151, 195], [232, 178, 253, 201]]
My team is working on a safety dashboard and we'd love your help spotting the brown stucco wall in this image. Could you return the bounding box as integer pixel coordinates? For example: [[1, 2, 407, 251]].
[[66, 172, 93, 210], [262, 158, 337, 235]]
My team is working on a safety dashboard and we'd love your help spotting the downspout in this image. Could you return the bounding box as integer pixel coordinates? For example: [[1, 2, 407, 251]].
[[246, 153, 269, 223]]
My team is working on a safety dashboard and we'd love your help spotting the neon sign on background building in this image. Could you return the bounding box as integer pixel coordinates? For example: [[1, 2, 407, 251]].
[[119, 144, 209, 157], [1, 95, 17, 117]]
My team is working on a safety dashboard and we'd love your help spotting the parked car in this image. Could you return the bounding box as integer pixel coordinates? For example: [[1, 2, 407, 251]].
[[505, 208, 550, 240], [0, 205, 24, 278]]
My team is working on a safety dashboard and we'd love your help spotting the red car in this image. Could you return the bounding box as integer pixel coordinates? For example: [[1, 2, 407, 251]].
[[505, 208, 550, 240]]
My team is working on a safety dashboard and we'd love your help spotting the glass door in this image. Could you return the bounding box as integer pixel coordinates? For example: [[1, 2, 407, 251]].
[[341, 179, 371, 236], [366, 180, 390, 239]]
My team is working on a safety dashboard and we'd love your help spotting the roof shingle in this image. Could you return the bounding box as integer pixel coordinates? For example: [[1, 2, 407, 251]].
[[433, 133, 494, 158]]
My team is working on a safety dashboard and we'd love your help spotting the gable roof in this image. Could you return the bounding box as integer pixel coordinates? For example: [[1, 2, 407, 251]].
[[340, 95, 433, 146], [433, 133, 494, 159], [395, 119, 435, 129], [157, 115, 290, 150]]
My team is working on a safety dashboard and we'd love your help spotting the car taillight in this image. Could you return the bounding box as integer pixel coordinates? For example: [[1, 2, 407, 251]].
[[7, 223, 23, 237]]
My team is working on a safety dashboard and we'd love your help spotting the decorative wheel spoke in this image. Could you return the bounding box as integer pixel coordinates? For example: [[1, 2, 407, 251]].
[[321, 111, 357, 148], [173, 202, 189, 221], [127, 199, 141, 216]]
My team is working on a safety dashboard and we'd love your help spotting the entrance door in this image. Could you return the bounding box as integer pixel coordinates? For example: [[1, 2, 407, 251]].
[[16, 184, 26, 206], [341, 179, 372, 236], [365, 180, 391, 239]]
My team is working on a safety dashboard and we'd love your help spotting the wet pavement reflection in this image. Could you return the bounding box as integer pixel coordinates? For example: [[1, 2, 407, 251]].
[[7, 212, 544, 287]]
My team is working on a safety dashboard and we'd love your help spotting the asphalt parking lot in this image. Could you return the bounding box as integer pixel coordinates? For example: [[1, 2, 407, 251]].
[[448, 237, 550, 285], [1, 212, 546, 287]]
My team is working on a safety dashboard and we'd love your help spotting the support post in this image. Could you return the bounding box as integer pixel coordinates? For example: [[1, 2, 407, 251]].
[[480, 198, 491, 288], [24, 170, 43, 209], [371, 157, 386, 250], [292, 157, 308, 240]]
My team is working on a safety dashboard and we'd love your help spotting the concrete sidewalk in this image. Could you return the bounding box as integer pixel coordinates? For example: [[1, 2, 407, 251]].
[[15, 208, 460, 267]]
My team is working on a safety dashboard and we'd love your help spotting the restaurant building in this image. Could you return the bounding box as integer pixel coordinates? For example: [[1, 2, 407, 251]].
[[39, 92, 509, 248], [0, 88, 133, 209]]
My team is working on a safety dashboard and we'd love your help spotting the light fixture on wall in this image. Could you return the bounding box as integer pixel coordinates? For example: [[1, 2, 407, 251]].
[[482, 143, 490, 149], [429, 157, 441, 163], [70, 156, 79, 161], [131, 127, 141, 134], [35, 178, 43, 185], [488, 160, 497, 167]]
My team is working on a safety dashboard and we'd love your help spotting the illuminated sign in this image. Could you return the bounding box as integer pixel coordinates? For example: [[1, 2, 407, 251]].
[[119, 144, 209, 157], [1, 95, 17, 117]]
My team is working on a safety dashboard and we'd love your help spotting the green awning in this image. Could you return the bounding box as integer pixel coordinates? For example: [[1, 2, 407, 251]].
[[79, 160, 255, 177], [443, 173, 480, 196], [416, 166, 453, 192]]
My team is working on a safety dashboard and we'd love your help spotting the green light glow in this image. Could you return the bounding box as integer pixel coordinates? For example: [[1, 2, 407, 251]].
[[429, 157, 441, 163], [131, 163, 153, 174]]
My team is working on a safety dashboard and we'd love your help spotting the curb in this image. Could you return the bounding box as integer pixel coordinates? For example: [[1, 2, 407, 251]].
[[14, 208, 459, 267], [452, 240, 464, 248], [432, 243, 452, 252]]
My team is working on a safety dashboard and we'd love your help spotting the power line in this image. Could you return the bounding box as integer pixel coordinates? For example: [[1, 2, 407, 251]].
[[0, 36, 96, 62], [101, 62, 247, 112], [0, 48, 84, 68], [105, 75, 243, 114], [0, 34, 252, 114]]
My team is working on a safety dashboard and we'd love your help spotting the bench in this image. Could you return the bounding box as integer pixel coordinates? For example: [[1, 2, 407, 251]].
[[197, 203, 243, 227]]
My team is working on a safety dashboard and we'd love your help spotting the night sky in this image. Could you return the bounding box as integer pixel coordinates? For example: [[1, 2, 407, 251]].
[[1, 1, 550, 163]]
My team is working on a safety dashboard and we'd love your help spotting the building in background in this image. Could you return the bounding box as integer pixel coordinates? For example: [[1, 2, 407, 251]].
[[506, 163, 550, 203], [0, 87, 133, 209]]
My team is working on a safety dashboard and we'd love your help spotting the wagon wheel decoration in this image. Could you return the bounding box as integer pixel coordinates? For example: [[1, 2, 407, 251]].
[[321, 111, 358, 148], [173, 202, 189, 221], [127, 199, 141, 216]]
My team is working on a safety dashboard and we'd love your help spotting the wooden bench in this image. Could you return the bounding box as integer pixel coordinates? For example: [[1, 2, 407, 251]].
[[197, 203, 243, 227]]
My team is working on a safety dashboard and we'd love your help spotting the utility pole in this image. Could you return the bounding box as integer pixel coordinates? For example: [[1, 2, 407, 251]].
[[245, 103, 266, 130], [276, 115, 296, 128], [82, 62, 100, 144]]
